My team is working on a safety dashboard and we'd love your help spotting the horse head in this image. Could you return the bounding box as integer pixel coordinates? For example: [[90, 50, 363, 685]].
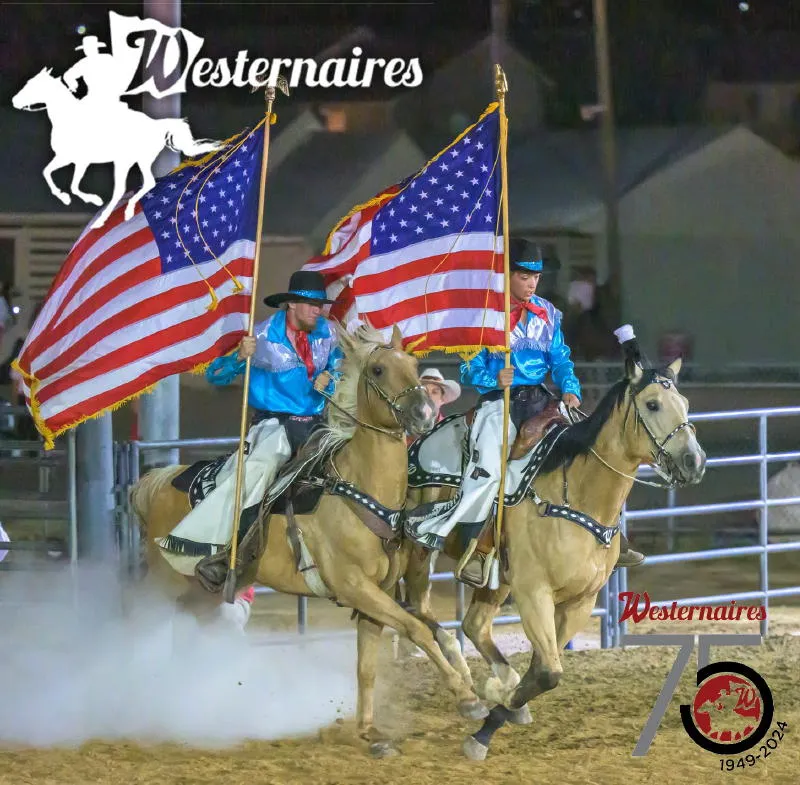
[[12, 67, 60, 112], [620, 349, 706, 487], [333, 323, 436, 438]]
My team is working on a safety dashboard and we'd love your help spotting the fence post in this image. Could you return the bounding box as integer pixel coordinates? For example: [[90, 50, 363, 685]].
[[129, 441, 142, 582], [67, 429, 79, 567], [599, 579, 611, 649], [758, 415, 769, 638], [455, 580, 466, 650], [666, 486, 676, 552]]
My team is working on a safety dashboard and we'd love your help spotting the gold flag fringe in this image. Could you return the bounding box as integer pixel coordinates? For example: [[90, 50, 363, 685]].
[[11, 356, 217, 451]]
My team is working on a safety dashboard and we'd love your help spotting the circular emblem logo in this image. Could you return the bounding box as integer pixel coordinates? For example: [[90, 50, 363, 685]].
[[680, 661, 774, 754]]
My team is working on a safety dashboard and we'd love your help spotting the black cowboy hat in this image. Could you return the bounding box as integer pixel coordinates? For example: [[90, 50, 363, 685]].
[[263, 270, 334, 308], [508, 237, 561, 274]]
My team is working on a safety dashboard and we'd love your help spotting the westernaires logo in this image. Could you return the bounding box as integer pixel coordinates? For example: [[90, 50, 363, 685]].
[[11, 11, 423, 227]]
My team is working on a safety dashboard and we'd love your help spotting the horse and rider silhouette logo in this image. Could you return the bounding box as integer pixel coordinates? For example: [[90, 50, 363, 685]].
[[11, 26, 221, 229], [680, 661, 774, 755]]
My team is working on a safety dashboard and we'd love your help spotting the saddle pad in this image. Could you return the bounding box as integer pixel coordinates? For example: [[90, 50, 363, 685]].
[[169, 454, 231, 509], [269, 481, 326, 516], [171, 457, 224, 495], [408, 412, 468, 489], [409, 411, 569, 506]]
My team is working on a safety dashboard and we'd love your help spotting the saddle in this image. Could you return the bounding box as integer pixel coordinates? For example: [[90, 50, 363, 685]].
[[463, 399, 567, 461]]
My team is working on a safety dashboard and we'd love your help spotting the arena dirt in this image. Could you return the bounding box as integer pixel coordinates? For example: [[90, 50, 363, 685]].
[[2, 624, 797, 785]]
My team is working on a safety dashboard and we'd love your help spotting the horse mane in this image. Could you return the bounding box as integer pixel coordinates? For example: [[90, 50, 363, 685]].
[[539, 367, 672, 474], [316, 321, 388, 449]]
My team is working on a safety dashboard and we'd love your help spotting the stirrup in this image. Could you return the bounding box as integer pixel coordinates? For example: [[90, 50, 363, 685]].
[[455, 539, 496, 589]]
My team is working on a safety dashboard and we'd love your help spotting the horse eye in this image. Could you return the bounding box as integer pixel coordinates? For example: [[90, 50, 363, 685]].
[[372, 366, 383, 377], [646, 400, 660, 412]]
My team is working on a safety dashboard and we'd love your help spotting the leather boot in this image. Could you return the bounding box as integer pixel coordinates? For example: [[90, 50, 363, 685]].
[[615, 532, 645, 568], [456, 515, 496, 588], [194, 505, 264, 593]]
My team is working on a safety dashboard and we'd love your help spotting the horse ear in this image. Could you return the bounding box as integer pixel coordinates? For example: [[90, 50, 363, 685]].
[[390, 324, 403, 351], [667, 357, 682, 381]]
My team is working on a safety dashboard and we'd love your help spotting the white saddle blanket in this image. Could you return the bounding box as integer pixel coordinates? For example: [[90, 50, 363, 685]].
[[408, 413, 565, 503]]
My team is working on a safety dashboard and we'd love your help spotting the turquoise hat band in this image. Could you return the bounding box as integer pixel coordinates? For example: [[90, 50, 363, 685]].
[[514, 260, 543, 272], [288, 288, 328, 300]]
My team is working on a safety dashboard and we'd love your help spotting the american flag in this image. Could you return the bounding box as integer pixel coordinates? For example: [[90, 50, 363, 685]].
[[14, 120, 266, 449], [304, 103, 504, 355]]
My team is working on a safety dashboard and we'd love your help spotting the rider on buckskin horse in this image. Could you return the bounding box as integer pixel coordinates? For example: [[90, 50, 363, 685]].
[[406, 238, 644, 587], [158, 270, 341, 591]]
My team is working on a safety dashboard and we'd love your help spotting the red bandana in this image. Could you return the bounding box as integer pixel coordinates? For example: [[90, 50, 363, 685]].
[[510, 299, 549, 332], [287, 323, 315, 379]]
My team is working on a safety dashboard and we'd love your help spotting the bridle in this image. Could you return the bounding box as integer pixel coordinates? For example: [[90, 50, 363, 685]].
[[319, 345, 426, 441], [571, 374, 696, 489]]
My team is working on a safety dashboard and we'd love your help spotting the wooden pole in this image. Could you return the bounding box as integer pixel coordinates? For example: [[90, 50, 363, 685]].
[[494, 63, 512, 555], [593, 0, 621, 326], [222, 83, 284, 604]]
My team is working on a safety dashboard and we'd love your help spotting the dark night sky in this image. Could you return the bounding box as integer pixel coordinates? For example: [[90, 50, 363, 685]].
[[2, 1, 800, 116]]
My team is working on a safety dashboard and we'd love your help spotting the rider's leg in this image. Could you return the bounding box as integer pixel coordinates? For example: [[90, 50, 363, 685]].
[[406, 399, 512, 552]]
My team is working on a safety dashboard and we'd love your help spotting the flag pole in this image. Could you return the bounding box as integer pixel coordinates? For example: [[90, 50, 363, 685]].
[[494, 63, 512, 562], [222, 78, 288, 604]]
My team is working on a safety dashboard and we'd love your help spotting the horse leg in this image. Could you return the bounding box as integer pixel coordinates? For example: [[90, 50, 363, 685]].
[[91, 161, 130, 228], [402, 546, 473, 688], [462, 590, 560, 761], [507, 590, 562, 709], [555, 595, 597, 649], [70, 162, 103, 206], [43, 155, 71, 204], [356, 613, 397, 758], [125, 159, 157, 220], [335, 571, 487, 721], [461, 583, 530, 724]]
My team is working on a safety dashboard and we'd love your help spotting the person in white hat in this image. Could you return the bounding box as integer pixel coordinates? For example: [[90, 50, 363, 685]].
[[406, 368, 460, 447], [419, 368, 461, 422]]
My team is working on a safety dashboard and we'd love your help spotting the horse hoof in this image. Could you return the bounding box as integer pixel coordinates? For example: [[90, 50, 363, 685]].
[[83, 194, 103, 207], [458, 698, 489, 721], [369, 740, 399, 758], [56, 192, 71, 205], [507, 705, 532, 725], [462, 735, 488, 761]]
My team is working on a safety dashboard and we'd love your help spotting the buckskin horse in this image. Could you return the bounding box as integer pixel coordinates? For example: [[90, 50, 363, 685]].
[[129, 324, 488, 756], [403, 347, 706, 759]]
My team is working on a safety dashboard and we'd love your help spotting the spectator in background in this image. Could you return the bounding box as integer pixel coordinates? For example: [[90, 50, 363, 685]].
[[563, 267, 619, 361]]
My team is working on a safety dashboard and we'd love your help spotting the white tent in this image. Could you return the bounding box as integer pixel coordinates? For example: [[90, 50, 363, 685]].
[[512, 125, 800, 366]]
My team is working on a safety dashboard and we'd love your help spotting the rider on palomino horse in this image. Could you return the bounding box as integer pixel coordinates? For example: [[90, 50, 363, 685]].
[[157, 270, 341, 591], [406, 238, 644, 586]]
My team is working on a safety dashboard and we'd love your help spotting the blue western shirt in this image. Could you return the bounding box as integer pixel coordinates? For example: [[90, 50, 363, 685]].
[[460, 294, 581, 398], [205, 310, 341, 416]]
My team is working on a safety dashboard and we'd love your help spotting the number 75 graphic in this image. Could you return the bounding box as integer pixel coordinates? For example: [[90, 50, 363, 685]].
[[622, 633, 764, 756]]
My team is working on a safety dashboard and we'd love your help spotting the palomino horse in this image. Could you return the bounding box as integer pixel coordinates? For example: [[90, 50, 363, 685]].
[[404, 352, 706, 759], [129, 324, 487, 755], [11, 68, 220, 228]]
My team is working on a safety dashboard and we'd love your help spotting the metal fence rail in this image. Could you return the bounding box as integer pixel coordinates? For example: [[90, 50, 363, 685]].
[[613, 405, 800, 646], [113, 405, 800, 651]]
